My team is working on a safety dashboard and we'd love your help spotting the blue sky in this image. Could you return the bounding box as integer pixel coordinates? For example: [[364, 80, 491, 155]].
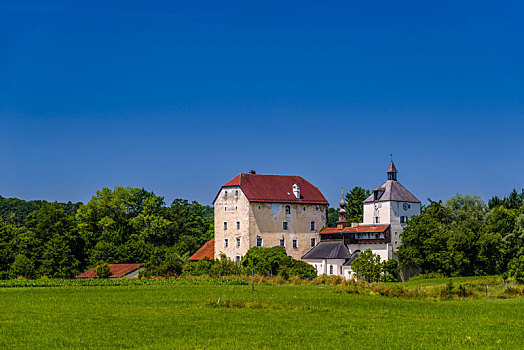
[[1, 1, 523, 206]]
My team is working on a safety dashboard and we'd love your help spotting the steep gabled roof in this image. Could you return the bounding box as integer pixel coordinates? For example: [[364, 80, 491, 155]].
[[302, 242, 351, 260], [76, 264, 141, 278], [215, 173, 329, 205], [363, 180, 420, 203], [189, 238, 215, 261]]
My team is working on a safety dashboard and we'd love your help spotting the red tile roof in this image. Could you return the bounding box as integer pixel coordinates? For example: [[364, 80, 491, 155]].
[[189, 238, 215, 261], [217, 173, 328, 205], [76, 264, 142, 278], [321, 224, 389, 234]]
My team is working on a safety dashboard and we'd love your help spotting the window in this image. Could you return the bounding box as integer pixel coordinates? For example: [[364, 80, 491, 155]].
[[236, 238, 240, 247], [280, 238, 285, 247], [235, 190, 239, 197], [303, 206, 306, 211], [285, 205, 291, 215], [283, 222, 288, 231], [235, 255, 241, 263], [257, 205, 262, 211], [223, 222, 227, 230], [256, 236, 263, 247], [400, 216, 408, 223], [315, 206, 319, 211], [329, 265, 333, 275], [224, 206, 227, 211], [292, 239, 297, 249], [373, 216, 380, 224], [340, 266, 343, 275], [224, 239, 229, 248], [236, 221, 240, 229], [310, 221, 316, 231], [311, 238, 316, 247], [224, 191, 228, 198]]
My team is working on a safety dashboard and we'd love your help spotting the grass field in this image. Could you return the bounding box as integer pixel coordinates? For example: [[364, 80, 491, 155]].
[[0, 280, 523, 349]]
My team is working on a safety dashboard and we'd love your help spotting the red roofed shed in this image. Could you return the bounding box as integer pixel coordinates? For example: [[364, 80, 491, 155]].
[[76, 264, 142, 279]]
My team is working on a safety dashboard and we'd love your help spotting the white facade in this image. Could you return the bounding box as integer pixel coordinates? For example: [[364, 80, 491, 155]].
[[363, 201, 421, 250]]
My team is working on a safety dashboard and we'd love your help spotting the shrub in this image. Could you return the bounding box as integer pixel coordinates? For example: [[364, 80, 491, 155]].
[[94, 262, 112, 278], [182, 258, 215, 276], [506, 256, 524, 283]]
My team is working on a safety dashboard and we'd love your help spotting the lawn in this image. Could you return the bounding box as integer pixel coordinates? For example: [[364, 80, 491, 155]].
[[0, 281, 522, 349]]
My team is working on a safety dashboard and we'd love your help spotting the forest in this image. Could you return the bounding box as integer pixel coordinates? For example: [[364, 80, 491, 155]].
[[0, 187, 213, 278]]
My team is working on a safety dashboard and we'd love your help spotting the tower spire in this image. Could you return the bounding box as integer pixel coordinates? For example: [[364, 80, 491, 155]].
[[339, 187, 346, 208], [387, 160, 398, 181]]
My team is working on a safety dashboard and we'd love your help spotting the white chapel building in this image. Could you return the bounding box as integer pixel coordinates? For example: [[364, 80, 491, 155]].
[[302, 161, 420, 278]]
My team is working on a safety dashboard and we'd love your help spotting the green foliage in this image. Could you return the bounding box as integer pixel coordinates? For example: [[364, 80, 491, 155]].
[[10, 254, 35, 279], [0, 195, 81, 226], [344, 187, 371, 223], [351, 249, 382, 282], [242, 246, 291, 276], [326, 207, 339, 228], [381, 259, 399, 282], [95, 262, 112, 278], [507, 256, 524, 283], [142, 248, 186, 277], [211, 253, 244, 277], [182, 258, 215, 276]]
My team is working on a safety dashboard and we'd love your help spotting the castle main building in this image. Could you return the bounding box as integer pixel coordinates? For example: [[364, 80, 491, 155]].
[[212, 171, 328, 261]]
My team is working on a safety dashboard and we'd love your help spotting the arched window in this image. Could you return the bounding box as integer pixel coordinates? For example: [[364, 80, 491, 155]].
[[285, 205, 291, 215], [329, 265, 333, 275]]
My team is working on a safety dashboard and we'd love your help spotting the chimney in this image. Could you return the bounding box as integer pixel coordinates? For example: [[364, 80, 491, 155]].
[[249, 170, 256, 174]]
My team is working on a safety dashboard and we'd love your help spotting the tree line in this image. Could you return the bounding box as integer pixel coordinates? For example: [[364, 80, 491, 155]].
[[398, 190, 524, 280], [0, 187, 213, 278]]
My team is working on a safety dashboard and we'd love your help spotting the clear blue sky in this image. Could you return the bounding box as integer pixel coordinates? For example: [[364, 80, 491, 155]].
[[1, 1, 523, 206]]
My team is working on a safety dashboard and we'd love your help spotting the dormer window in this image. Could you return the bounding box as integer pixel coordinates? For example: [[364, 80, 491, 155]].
[[285, 205, 291, 215], [292, 184, 300, 199]]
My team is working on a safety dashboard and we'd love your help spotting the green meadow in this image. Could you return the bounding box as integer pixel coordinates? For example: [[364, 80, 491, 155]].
[[0, 280, 522, 349]]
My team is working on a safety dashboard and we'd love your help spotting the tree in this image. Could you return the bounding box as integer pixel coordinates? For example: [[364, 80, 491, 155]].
[[344, 187, 371, 223], [25, 202, 82, 278], [242, 246, 292, 276], [397, 200, 452, 275], [381, 259, 399, 282], [351, 249, 382, 282], [327, 207, 339, 228], [76, 186, 173, 266], [95, 262, 112, 278], [10, 254, 35, 279]]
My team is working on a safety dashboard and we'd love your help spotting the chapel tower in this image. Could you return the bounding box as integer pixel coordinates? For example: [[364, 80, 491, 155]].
[[362, 161, 421, 250]]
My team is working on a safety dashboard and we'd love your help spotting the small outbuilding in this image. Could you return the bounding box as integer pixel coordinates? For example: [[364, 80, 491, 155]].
[[76, 264, 143, 279]]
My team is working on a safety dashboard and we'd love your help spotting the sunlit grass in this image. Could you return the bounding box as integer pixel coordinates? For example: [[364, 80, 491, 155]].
[[0, 282, 522, 349]]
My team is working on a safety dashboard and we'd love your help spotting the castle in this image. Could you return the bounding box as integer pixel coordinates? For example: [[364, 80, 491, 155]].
[[190, 161, 420, 277]]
